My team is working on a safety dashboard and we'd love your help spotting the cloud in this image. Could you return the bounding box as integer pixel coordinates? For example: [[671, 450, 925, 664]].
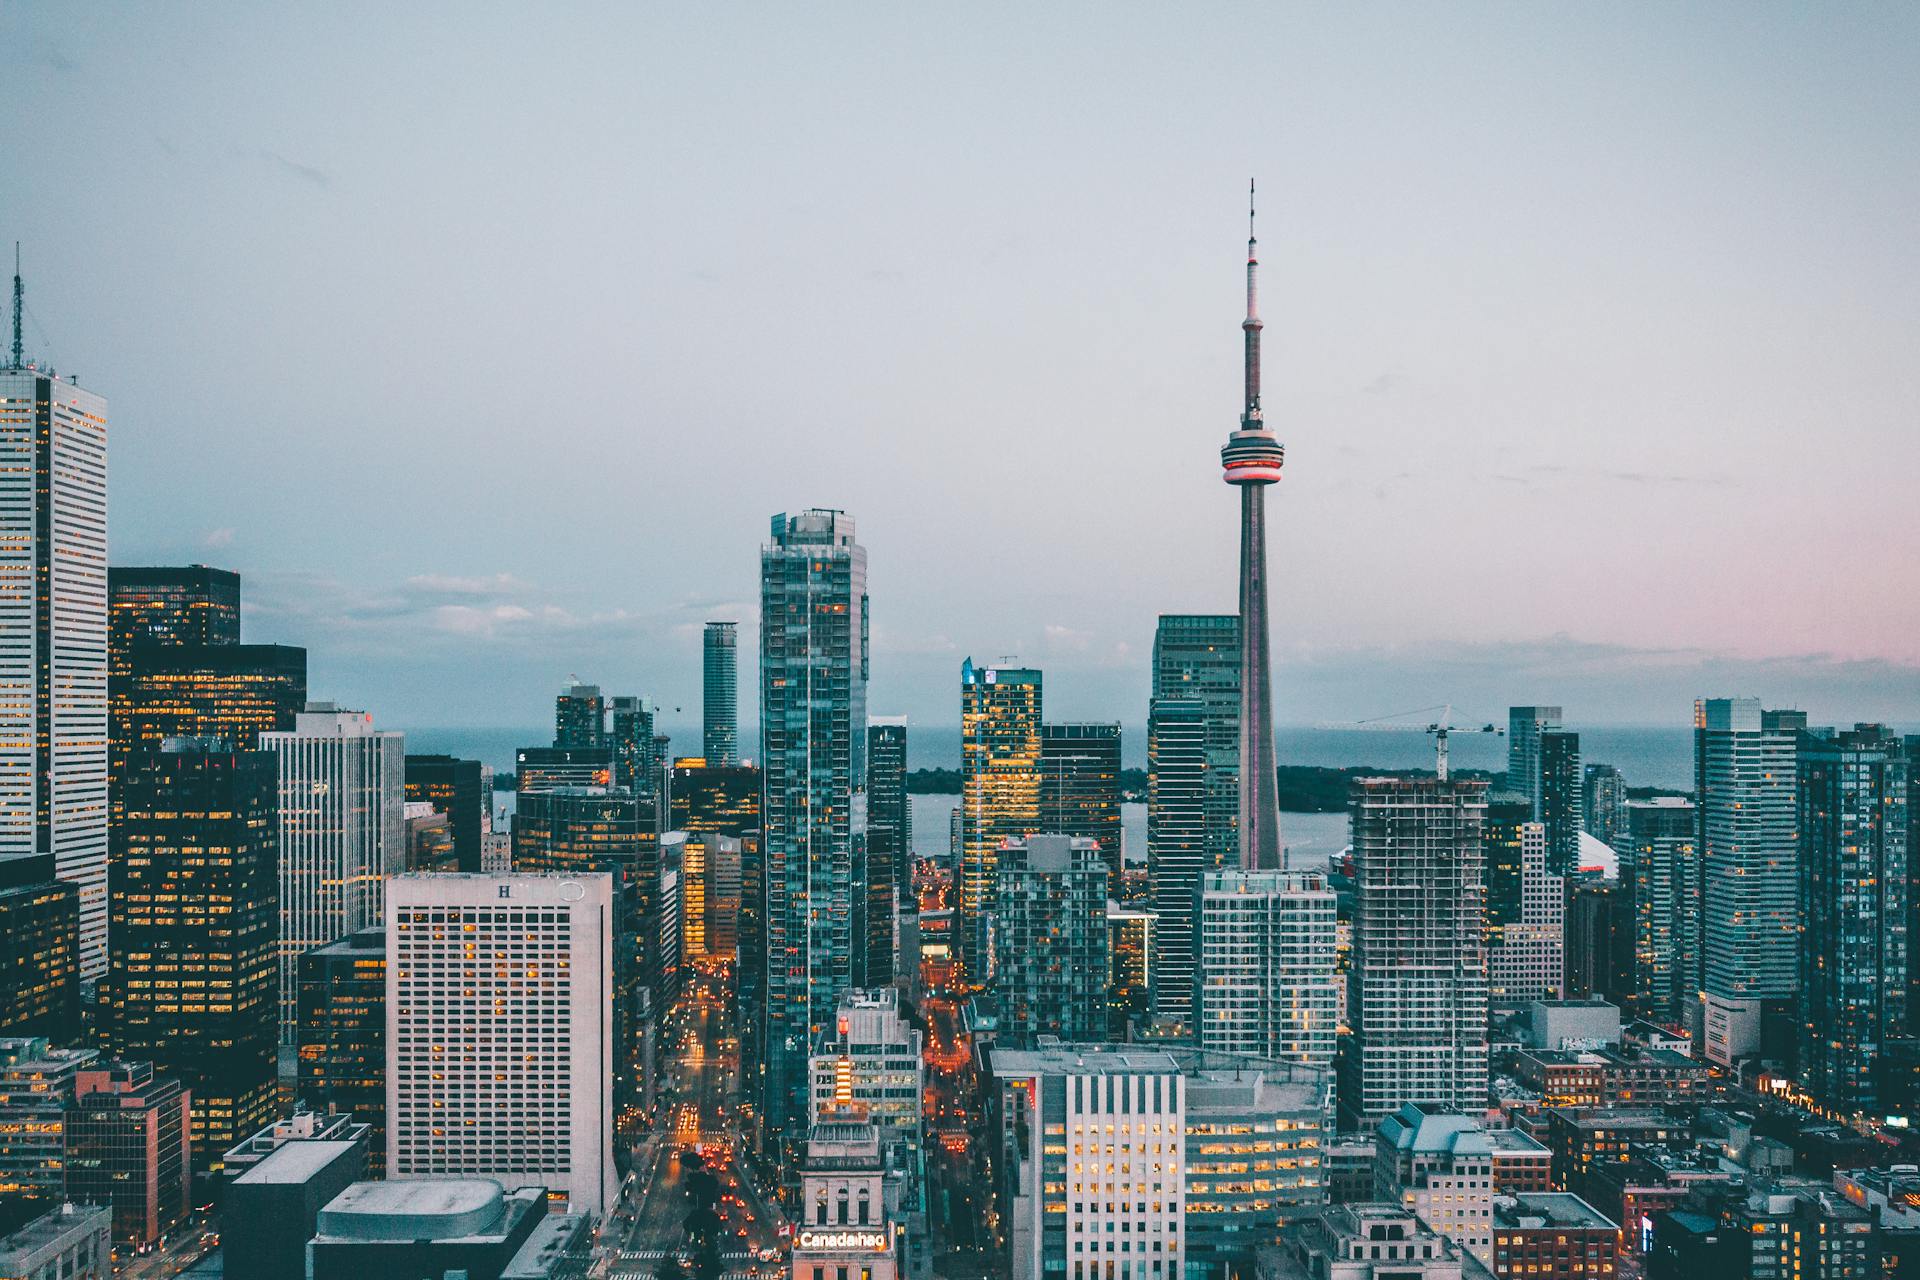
[[261, 149, 331, 188], [1494, 462, 1732, 489], [201, 527, 235, 549], [1363, 371, 1405, 395]]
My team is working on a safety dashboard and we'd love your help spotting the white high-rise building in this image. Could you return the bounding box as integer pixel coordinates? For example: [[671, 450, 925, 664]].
[[1195, 869, 1340, 1067], [1341, 778, 1490, 1127], [0, 365, 108, 982], [261, 703, 404, 1051], [386, 873, 616, 1216], [1488, 823, 1564, 1002]]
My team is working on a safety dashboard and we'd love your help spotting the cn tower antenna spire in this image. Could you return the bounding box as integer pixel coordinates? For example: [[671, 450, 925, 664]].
[[9, 243, 22, 371], [1242, 178, 1263, 422]]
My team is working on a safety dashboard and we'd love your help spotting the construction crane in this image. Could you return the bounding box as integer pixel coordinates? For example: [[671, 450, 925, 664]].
[[1319, 703, 1503, 782]]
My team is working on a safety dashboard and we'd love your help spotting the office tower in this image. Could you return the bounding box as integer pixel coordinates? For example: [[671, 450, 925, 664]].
[[703, 621, 739, 766], [0, 357, 107, 982], [1148, 613, 1239, 1025], [1909, 735, 1920, 1023], [1798, 724, 1908, 1113], [0, 870, 79, 1040], [759, 509, 868, 1147], [1039, 721, 1123, 891], [1342, 777, 1490, 1125], [988, 1042, 1331, 1280], [1376, 1104, 1497, 1267], [554, 681, 605, 749], [386, 873, 617, 1216], [402, 803, 456, 871], [608, 695, 658, 796], [64, 1061, 192, 1246], [1487, 822, 1563, 1003], [512, 786, 661, 1138], [296, 928, 387, 1174], [1583, 764, 1627, 849], [1195, 868, 1340, 1066], [857, 792, 895, 992], [1563, 881, 1630, 1003], [1106, 904, 1154, 1038], [1539, 730, 1583, 878], [1506, 706, 1560, 811], [1483, 792, 1531, 957], [1619, 798, 1695, 1023], [675, 832, 740, 964], [108, 740, 279, 1165], [1694, 698, 1802, 1065], [868, 718, 912, 913], [112, 643, 307, 780], [403, 754, 483, 872], [108, 565, 240, 661], [958, 660, 1041, 984], [791, 1123, 901, 1280], [515, 744, 613, 792], [1218, 188, 1286, 871], [993, 834, 1108, 1047], [807, 987, 925, 1180], [260, 704, 405, 1056], [221, 1125, 368, 1280]]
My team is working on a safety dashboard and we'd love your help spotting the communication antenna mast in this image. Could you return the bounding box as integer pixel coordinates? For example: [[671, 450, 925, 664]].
[[9, 243, 22, 371]]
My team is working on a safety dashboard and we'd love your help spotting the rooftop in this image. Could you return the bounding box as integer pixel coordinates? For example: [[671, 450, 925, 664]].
[[0, 1204, 110, 1264], [234, 1139, 360, 1185], [315, 1179, 522, 1243], [1379, 1104, 1494, 1158], [1494, 1193, 1618, 1231]]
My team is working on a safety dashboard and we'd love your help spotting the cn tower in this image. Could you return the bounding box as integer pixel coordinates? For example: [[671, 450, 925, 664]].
[[1219, 181, 1285, 870]]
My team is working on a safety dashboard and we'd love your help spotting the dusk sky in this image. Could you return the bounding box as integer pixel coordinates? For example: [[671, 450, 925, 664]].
[[6, 4, 1917, 734]]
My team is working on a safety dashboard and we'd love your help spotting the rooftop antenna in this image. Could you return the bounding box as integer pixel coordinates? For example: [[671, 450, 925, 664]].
[[9, 244, 22, 371]]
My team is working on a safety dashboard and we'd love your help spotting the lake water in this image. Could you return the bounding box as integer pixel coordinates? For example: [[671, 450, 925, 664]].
[[404, 722, 1701, 793], [909, 795, 1348, 872]]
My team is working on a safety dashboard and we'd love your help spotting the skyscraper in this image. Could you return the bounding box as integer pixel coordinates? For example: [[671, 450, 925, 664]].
[[1619, 797, 1696, 1023], [1219, 184, 1286, 871], [386, 873, 616, 1216], [403, 754, 484, 873], [867, 718, 911, 916], [1694, 698, 1801, 1065], [703, 621, 739, 767], [1507, 707, 1563, 816], [0, 869, 79, 1041], [1039, 722, 1123, 893], [759, 509, 868, 1147], [958, 660, 1041, 985], [1539, 729, 1583, 878], [108, 565, 240, 658], [1798, 724, 1907, 1113], [1486, 821, 1563, 1003], [296, 927, 387, 1173], [608, 695, 659, 796], [0, 355, 108, 982], [1342, 777, 1490, 1125], [993, 834, 1109, 1047], [1583, 763, 1627, 849], [260, 704, 405, 1059], [1194, 868, 1340, 1067], [1483, 791, 1531, 959], [512, 785, 661, 1137], [112, 642, 307, 782], [554, 681, 606, 749], [1147, 613, 1239, 1026], [108, 739, 279, 1165]]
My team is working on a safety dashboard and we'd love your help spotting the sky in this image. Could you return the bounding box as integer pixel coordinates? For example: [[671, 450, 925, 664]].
[[5, 3, 1918, 736]]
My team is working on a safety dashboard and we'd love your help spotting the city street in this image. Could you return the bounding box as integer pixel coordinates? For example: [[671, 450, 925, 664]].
[[603, 970, 787, 1279]]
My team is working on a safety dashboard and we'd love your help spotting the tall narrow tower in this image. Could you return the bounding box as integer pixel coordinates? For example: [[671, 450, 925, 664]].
[[1220, 182, 1285, 870]]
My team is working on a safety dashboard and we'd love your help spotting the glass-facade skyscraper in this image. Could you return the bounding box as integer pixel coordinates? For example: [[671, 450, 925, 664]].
[[1506, 706, 1563, 816], [1694, 697, 1803, 1065], [1539, 729, 1583, 878], [704, 621, 739, 767], [1797, 724, 1907, 1113], [959, 661, 1041, 985], [1146, 613, 1238, 1025], [759, 509, 867, 1150], [1619, 796, 1696, 1023], [1039, 722, 1123, 895]]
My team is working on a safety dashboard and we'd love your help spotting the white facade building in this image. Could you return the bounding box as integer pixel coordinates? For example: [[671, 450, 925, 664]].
[[1195, 869, 1340, 1067], [1375, 1104, 1495, 1268], [809, 987, 925, 1165], [1489, 823, 1564, 1002], [386, 873, 616, 1216], [791, 1121, 900, 1280], [0, 368, 108, 981], [262, 703, 404, 1051]]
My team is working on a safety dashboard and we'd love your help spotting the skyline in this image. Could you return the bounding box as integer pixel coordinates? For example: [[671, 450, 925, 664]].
[[5, 4, 1919, 731]]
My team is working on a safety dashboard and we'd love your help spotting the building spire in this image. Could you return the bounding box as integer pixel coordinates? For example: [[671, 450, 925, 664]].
[[9, 243, 22, 371], [1242, 179, 1262, 422]]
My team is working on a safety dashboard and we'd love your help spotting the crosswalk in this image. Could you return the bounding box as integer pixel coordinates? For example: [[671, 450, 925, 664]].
[[617, 1250, 756, 1262]]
